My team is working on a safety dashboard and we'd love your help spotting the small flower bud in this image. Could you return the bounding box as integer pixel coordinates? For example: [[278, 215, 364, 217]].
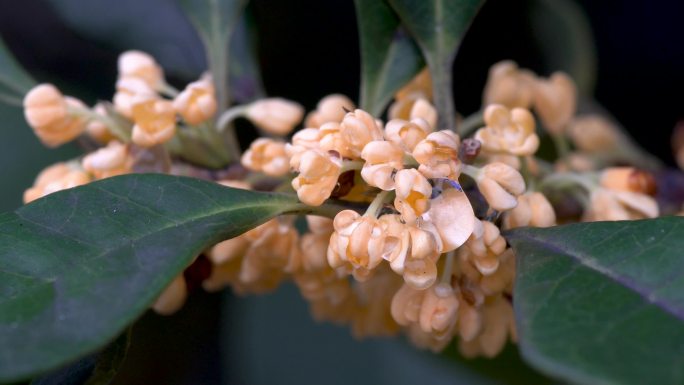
[[475, 104, 539, 156], [291, 149, 341, 206], [82, 140, 133, 179], [482, 60, 536, 109], [131, 99, 176, 147], [118, 50, 164, 89], [600, 167, 657, 196], [533, 72, 577, 134], [394, 169, 432, 224], [241, 138, 290, 176], [113, 77, 157, 118], [413, 130, 461, 179], [477, 162, 526, 211], [85, 104, 116, 144], [409, 98, 438, 128], [173, 74, 217, 125], [567, 115, 620, 153], [586, 188, 658, 221], [23, 162, 91, 203], [246, 98, 304, 136], [384, 118, 433, 153], [23, 84, 87, 147], [391, 283, 426, 326], [360, 140, 404, 190], [305, 94, 355, 128], [339, 109, 384, 158], [419, 283, 459, 335], [502, 192, 556, 229], [152, 275, 188, 315], [327, 210, 388, 278]]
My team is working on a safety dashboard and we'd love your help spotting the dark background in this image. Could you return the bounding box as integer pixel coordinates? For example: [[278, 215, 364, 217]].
[[0, 0, 682, 384]]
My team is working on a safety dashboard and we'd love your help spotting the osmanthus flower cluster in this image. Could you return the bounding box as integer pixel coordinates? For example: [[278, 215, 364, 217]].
[[21, 51, 667, 358]]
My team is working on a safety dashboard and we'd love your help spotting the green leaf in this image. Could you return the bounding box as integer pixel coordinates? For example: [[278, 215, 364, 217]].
[[229, 10, 266, 103], [387, 0, 484, 131], [529, 0, 598, 95], [0, 174, 323, 382], [178, 0, 249, 109], [506, 217, 684, 385], [354, 0, 424, 116], [45, 0, 206, 79], [0, 37, 36, 105]]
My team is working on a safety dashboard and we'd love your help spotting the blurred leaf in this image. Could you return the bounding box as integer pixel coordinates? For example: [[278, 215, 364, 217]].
[[44, 0, 206, 79], [354, 0, 423, 116], [506, 217, 684, 385], [529, 0, 597, 95], [177, 0, 249, 109], [0, 37, 35, 105], [442, 343, 555, 385], [30, 328, 130, 385], [229, 10, 266, 103], [0, 174, 334, 382], [84, 328, 131, 385], [387, 0, 484, 131]]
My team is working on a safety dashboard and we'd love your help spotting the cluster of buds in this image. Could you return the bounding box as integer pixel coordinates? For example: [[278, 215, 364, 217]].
[[22, 51, 668, 359]]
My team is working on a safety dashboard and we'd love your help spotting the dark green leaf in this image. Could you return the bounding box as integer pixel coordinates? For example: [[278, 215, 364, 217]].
[[229, 10, 266, 103], [387, 0, 484, 130], [45, 0, 206, 79], [84, 328, 131, 385], [0, 37, 36, 105], [354, 0, 424, 116], [506, 217, 684, 385], [529, 0, 597, 95], [177, 0, 249, 109], [0, 174, 322, 382]]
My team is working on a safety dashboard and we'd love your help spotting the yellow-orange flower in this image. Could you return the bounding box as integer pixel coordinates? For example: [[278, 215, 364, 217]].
[[241, 138, 290, 177], [23, 84, 87, 147], [360, 140, 404, 190], [475, 104, 539, 156], [533, 71, 577, 134], [173, 75, 217, 125], [117, 50, 164, 89], [384, 118, 433, 153], [245, 98, 304, 136], [131, 99, 176, 147], [482, 60, 536, 109], [291, 149, 341, 206], [82, 140, 133, 179], [305, 94, 354, 128], [412, 130, 461, 179], [23, 162, 91, 203]]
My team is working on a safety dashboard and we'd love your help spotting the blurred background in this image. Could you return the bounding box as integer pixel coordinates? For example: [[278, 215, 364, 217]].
[[1, 0, 682, 383]]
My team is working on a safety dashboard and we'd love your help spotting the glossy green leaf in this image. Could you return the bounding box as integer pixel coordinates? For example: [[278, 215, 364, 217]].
[[0, 174, 325, 382], [506, 217, 684, 385], [178, 0, 249, 110], [529, 0, 597, 95], [354, 0, 424, 116], [0, 37, 35, 105], [387, 0, 484, 130]]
